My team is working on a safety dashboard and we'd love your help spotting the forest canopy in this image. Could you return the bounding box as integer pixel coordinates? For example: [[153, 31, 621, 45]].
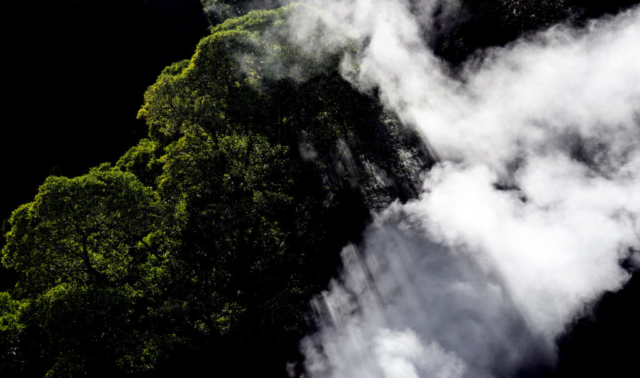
[[0, 4, 429, 377]]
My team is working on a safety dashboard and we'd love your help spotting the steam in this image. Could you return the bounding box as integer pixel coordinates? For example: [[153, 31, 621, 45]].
[[282, 1, 640, 377]]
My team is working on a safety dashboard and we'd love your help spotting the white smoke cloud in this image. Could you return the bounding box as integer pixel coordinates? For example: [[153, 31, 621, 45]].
[[373, 329, 466, 378], [283, 1, 640, 377]]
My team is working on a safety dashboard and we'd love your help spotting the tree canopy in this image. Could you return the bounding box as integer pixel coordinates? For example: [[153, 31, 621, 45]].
[[0, 5, 429, 377]]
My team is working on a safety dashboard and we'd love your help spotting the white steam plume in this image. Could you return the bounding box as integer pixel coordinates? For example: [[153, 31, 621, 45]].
[[284, 1, 640, 377]]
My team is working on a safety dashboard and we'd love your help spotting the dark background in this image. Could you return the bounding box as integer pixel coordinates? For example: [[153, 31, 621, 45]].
[[1, 0, 209, 225]]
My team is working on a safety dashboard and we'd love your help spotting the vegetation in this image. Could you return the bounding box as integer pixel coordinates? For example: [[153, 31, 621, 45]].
[[200, 0, 282, 25], [0, 5, 429, 377]]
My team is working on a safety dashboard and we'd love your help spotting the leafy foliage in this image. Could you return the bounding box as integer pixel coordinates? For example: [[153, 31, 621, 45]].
[[1, 4, 429, 377], [0, 166, 183, 376], [200, 0, 282, 26], [3, 166, 161, 294]]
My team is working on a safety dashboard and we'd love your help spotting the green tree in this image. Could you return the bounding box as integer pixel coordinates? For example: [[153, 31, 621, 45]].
[[3, 165, 162, 295], [1, 5, 431, 376], [0, 166, 180, 376], [130, 6, 431, 373], [0, 292, 24, 376], [200, 0, 282, 25]]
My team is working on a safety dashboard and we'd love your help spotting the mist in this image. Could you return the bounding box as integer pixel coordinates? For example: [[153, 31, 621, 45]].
[[282, 1, 640, 377]]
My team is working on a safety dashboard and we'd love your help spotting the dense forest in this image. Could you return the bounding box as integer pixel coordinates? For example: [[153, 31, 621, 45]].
[[2, 1, 640, 377]]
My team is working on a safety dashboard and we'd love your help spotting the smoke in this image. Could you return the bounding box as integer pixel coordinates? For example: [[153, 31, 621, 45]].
[[276, 1, 640, 377]]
